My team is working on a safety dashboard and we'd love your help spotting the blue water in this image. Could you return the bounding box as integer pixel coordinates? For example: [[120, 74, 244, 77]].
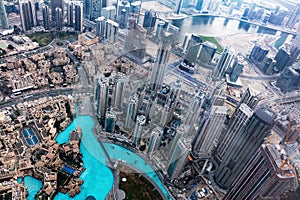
[[103, 143, 172, 200], [55, 115, 113, 200], [62, 165, 76, 174], [24, 176, 43, 200], [23, 115, 171, 200]]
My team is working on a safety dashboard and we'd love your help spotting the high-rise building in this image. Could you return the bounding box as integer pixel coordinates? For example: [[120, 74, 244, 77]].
[[125, 94, 139, 130], [286, 4, 300, 29], [268, 10, 287, 26], [215, 103, 253, 164], [147, 127, 163, 158], [95, 16, 106, 39], [193, 106, 228, 158], [105, 19, 119, 43], [55, 7, 63, 30], [281, 123, 300, 145], [34, 1, 39, 26], [261, 56, 276, 74], [214, 108, 275, 189], [0, 0, 8, 29], [155, 19, 168, 39], [74, 2, 83, 32], [184, 92, 204, 129], [236, 0, 243, 9], [196, 0, 203, 11], [174, 0, 183, 14], [213, 46, 235, 80], [184, 34, 202, 64], [229, 55, 245, 82], [117, 0, 130, 29], [236, 87, 260, 110], [167, 24, 180, 47], [113, 74, 126, 110], [276, 64, 300, 92], [167, 137, 191, 181], [67, 2, 74, 27], [168, 125, 185, 159], [95, 77, 109, 118], [133, 115, 146, 146], [51, 0, 64, 21], [224, 144, 297, 200], [101, 6, 116, 20], [150, 31, 174, 91], [19, 0, 35, 31], [42, 5, 50, 30], [274, 48, 292, 72], [83, 0, 92, 19], [182, 33, 192, 53], [198, 41, 217, 63], [143, 10, 156, 34], [90, 0, 107, 20], [249, 44, 269, 64], [104, 111, 116, 133]]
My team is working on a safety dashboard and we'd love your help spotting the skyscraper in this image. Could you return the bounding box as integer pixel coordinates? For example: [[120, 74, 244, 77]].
[[213, 46, 235, 80], [215, 103, 253, 164], [95, 16, 106, 39], [101, 6, 116, 20], [83, 0, 92, 19], [51, 0, 64, 21], [74, 2, 83, 32], [0, 0, 8, 29], [168, 124, 188, 158], [90, 0, 104, 19], [193, 105, 228, 158], [105, 19, 119, 43], [184, 92, 204, 129], [236, 87, 260, 110], [125, 94, 139, 130], [147, 127, 163, 158], [155, 19, 168, 39], [133, 115, 146, 146], [229, 55, 245, 82], [19, 0, 35, 31], [174, 0, 183, 14], [196, 0, 203, 11], [167, 137, 191, 181], [113, 74, 126, 110], [276, 64, 300, 92], [150, 31, 174, 91], [95, 77, 109, 118], [286, 4, 300, 29], [289, 5, 299, 22], [184, 34, 202, 65], [143, 10, 156, 34], [67, 2, 74, 27], [224, 144, 297, 200], [42, 5, 50, 30], [249, 44, 269, 64], [117, 0, 130, 29], [214, 108, 275, 189], [198, 41, 217, 63], [104, 111, 116, 133], [55, 7, 63, 30]]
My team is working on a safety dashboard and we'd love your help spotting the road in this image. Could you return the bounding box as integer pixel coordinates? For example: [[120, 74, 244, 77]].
[[65, 49, 90, 87], [0, 87, 93, 109]]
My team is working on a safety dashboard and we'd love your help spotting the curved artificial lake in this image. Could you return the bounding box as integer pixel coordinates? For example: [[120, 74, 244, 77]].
[[24, 176, 43, 200], [24, 115, 171, 200]]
